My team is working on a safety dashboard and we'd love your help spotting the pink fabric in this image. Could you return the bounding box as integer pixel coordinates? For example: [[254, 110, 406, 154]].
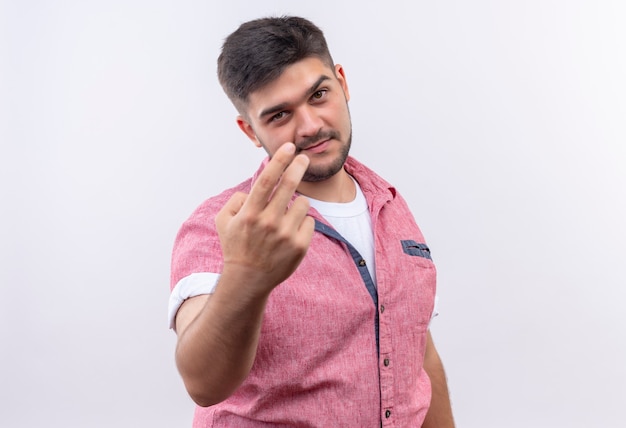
[[171, 157, 436, 427]]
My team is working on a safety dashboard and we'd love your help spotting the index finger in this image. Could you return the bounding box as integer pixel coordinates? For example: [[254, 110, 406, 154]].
[[245, 142, 303, 210]]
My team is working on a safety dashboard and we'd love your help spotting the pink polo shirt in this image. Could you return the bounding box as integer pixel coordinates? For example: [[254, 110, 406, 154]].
[[170, 157, 437, 427]]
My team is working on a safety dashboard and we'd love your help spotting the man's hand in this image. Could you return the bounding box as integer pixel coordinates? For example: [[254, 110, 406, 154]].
[[215, 141, 315, 297]]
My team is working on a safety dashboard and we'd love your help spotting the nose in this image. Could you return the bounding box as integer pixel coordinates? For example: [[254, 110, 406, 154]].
[[295, 105, 323, 139]]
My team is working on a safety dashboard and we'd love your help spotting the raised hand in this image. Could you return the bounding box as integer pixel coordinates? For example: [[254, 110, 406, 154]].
[[215, 142, 315, 297]]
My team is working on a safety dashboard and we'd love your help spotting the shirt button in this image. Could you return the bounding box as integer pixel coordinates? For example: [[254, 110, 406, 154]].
[[359, 259, 366, 266], [380, 305, 385, 313], [385, 410, 391, 418], [384, 358, 390, 367]]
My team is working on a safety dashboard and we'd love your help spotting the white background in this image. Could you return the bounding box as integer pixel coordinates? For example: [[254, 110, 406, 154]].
[[1, 1, 625, 427]]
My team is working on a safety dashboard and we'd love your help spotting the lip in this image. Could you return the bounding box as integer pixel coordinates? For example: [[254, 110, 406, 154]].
[[302, 139, 331, 154]]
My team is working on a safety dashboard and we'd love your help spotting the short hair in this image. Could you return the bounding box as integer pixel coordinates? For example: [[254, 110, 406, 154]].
[[217, 16, 335, 114]]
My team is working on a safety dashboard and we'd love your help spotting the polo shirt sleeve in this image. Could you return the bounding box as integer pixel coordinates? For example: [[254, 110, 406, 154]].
[[168, 272, 220, 329], [169, 199, 225, 329]]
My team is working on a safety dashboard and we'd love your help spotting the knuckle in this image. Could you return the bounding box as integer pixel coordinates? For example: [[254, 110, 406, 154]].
[[280, 174, 300, 189], [276, 226, 294, 242], [242, 213, 277, 234], [239, 211, 259, 227], [261, 217, 280, 233], [256, 174, 275, 190]]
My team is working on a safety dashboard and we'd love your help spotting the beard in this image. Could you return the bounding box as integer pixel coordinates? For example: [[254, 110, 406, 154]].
[[296, 128, 352, 182], [259, 126, 353, 183]]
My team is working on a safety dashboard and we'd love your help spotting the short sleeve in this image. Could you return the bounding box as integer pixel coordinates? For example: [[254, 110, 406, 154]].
[[168, 272, 220, 329], [169, 196, 228, 329]]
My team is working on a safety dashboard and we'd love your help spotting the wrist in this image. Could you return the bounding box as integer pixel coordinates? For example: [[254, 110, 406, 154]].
[[216, 262, 275, 302]]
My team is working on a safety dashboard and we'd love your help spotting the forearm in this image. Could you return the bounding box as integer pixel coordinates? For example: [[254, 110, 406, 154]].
[[175, 269, 270, 407], [422, 332, 455, 428]]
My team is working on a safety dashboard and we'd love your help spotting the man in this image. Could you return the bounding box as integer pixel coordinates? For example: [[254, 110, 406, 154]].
[[169, 16, 455, 427]]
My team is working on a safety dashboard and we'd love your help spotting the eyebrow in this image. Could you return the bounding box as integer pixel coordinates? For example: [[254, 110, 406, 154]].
[[258, 75, 331, 119]]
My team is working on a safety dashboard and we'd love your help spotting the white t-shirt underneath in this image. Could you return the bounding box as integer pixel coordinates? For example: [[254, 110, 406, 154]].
[[305, 177, 377, 286]]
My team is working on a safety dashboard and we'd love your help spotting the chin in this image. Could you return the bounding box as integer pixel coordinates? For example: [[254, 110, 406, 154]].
[[301, 134, 352, 182], [302, 160, 346, 182]]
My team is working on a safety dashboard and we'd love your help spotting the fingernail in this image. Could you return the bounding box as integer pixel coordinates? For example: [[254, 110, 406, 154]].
[[281, 142, 295, 154]]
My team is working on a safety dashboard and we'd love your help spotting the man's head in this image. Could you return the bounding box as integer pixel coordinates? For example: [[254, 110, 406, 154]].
[[219, 16, 352, 188], [218, 16, 335, 115]]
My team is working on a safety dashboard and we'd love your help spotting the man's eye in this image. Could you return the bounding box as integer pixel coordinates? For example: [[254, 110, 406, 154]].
[[312, 90, 327, 100], [271, 111, 286, 121]]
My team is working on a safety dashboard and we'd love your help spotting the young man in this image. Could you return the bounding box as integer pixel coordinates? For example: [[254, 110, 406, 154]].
[[169, 16, 455, 427]]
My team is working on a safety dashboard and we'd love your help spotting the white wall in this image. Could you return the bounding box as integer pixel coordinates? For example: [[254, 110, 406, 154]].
[[1, 1, 624, 426]]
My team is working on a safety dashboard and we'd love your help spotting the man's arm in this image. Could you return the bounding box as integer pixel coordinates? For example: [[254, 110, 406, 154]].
[[422, 330, 455, 428], [174, 143, 314, 407]]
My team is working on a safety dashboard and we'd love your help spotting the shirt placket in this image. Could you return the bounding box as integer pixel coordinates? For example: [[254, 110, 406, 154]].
[[377, 275, 395, 426], [369, 196, 395, 426]]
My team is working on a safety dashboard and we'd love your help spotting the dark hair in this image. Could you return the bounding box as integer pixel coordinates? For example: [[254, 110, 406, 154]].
[[217, 16, 335, 113]]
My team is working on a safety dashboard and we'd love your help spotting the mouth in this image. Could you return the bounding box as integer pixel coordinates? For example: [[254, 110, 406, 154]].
[[300, 139, 331, 154]]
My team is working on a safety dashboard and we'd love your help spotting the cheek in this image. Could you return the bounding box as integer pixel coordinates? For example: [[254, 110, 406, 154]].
[[334, 105, 351, 131], [257, 129, 293, 154]]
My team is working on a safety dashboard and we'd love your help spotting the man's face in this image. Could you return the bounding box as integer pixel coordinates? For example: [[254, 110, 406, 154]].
[[237, 57, 352, 182]]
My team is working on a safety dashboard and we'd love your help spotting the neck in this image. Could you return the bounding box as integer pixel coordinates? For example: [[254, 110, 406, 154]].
[[297, 168, 355, 203]]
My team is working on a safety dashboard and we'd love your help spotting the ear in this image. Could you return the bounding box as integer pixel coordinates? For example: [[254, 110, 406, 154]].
[[334, 64, 350, 102], [236, 116, 263, 148]]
